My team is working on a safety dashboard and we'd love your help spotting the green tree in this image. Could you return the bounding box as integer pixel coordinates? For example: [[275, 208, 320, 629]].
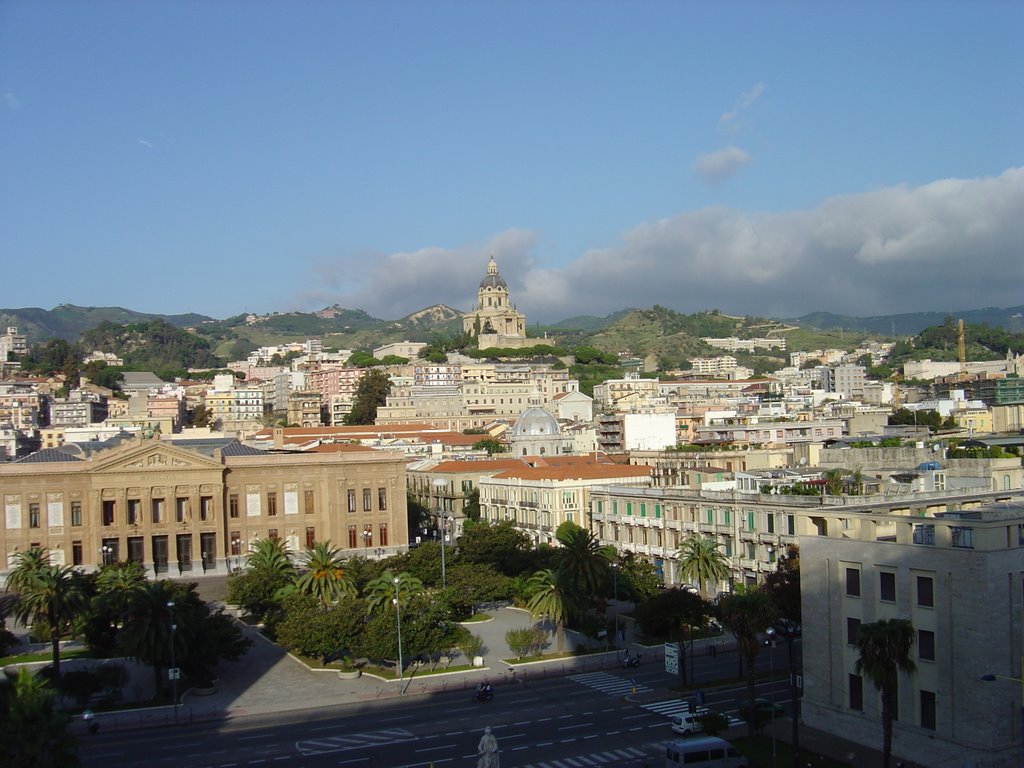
[[615, 552, 661, 603], [191, 402, 212, 428], [83, 560, 147, 654], [462, 488, 481, 522], [556, 525, 609, 599], [245, 537, 296, 578], [344, 369, 392, 425], [117, 580, 182, 699], [363, 570, 424, 614], [7, 549, 88, 680], [526, 569, 577, 653], [716, 590, 778, 737], [458, 520, 534, 576], [676, 536, 731, 596], [274, 593, 366, 664], [763, 544, 803, 765], [0, 667, 79, 768], [226, 569, 293, 622], [633, 587, 708, 684], [294, 541, 356, 605], [473, 438, 506, 455], [855, 619, 917, 768]]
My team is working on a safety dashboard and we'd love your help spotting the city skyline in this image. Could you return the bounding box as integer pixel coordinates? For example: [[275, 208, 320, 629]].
[[1, 1, 1022, 323]]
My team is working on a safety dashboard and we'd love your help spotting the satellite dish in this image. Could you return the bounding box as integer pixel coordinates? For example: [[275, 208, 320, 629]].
[[933, 443, 942, 453]]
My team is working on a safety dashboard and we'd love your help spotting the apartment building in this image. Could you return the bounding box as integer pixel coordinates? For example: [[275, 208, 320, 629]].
[[801, 497, 1024, 768], [49, 390, 109, 429], [693, 416, 844, 446], [0, 435, 409, 582], [597, 411, 677, 453], [479, 456, 651, 547], [702, 336, 785, 352], [0, 327, 28, 361], [374, 341, 427, 360], [286, 390, 323, 427], [0, 382, 44, 431], [688, 356, 739, 377]]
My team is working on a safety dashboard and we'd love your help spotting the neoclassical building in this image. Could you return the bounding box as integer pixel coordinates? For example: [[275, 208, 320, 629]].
[[1, 435, 408, 583], [462, 254, 529, 349]]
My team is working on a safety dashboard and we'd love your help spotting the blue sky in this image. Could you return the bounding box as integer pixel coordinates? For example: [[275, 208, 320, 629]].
[[2, 1, 1022, 324]]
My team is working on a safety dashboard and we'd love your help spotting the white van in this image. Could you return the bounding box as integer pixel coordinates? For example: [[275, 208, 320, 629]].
[[664, 736, 747, 768], [670, 707, 709, 735]]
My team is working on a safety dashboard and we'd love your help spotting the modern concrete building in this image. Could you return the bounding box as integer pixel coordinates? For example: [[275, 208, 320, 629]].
[[1, 435, 409, 582], [800, 496, 1024, 768]]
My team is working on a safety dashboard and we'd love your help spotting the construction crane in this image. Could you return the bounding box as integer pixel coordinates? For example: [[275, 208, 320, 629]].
[[958, 319, 967, 377]]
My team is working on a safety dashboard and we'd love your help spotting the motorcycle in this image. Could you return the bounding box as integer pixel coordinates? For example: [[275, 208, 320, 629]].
[[472, 686, 494, 702], [622, 652, 642, 668]]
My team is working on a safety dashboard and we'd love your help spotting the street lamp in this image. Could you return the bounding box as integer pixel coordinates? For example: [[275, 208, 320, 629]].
[[362, 528, 371, 556], [231, 537, 241, 572], [433, 478, 448, 589], [981, 655, 1024, 764], [393, 576, 404, 694], [100, 544, 113, 566], [763, 627, 778, 768], [167, 601, 178, 723]]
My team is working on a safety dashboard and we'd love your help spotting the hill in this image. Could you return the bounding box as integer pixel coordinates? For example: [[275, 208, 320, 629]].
[[794, 306, 1024, 336], [0, 305, 211, 344]]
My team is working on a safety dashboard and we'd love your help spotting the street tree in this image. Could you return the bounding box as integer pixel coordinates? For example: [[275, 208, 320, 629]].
[[525, 568, 577, 653], [855, 619, 917, 768], [344, 369, 392, 425], [294, 541, 355, 605], [716, 589, 778, 737], [676, 535, 730, 596]]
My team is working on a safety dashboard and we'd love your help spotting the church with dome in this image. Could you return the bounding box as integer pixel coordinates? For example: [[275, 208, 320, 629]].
[[462, 254, 531, 350], [508, 406, 574, 456]]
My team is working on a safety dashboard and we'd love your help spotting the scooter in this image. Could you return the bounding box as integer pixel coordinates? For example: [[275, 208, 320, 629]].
[[622, 652, 642, 668], [472, 686, 494, 702]]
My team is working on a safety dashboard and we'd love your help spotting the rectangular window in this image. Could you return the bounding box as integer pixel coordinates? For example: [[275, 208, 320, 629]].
[[746, 541, 756, 560], [847, 617, 861, 645], [176, 534, 192, 572], [627, 502, 633, 517], [304, 490, 314, 515], [379, 523, 388, 547], [347, 489, 357, 513], [268, 528, 278, 540], [362, 488, 372, 512], [951, 526, 974, 549], [787, 515, 796, 536], [72, 541, 83, 565], [920, 690, 936, 730], [766, 513, 775, 534], [378, 488, 387, 511], [705, 508, 713, 524], [103, 500, 115, 526], [176, 497, 188, 523], [879, 571, 896, 602], [849, 674, 863, 711], [918, 629, 935, 661], [747, 511, 755, 531], [71, 502, 82, 527], [200, 496, 213, 522], [151, 498, 165, 524], [127, 499, 141, 526], [305, 526, 316, 549], [29, 503, 40, 528], [655, 504, 661, 519], [846, 567, 861, 597], [229, 494, 239, 519], [348, 525, 358, 549], [640, 503, 646, 518], [916, 576, 934, 608], [913, 524, 935, 545], [128, 536, 144, 564], [267, 492, 277, 517]]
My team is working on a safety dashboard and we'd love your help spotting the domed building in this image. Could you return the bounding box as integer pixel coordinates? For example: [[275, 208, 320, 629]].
[[462, 254, 529, 349], [509, 406, 572, 457]]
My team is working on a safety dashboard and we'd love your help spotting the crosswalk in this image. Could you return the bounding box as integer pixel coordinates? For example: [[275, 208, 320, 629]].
[[295, 727, 415, 756], [568, 671, 652, 696], [642, 699, 744, 727], [516, 745, 655, 768]]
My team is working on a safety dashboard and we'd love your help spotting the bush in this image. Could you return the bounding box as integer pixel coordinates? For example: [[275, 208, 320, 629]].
[[505, 627, 547, 659]]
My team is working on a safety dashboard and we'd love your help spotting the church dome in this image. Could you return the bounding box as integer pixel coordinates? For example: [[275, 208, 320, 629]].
[[479, 273, 507, 290], [510, 407, 560, 437]]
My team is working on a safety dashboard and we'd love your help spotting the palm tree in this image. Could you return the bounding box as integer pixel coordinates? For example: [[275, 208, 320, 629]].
[[717, 589, 778, 737], [855, 619, 917, 768], [526, 568, 577, 653], [363, 570, 423, 613], [7, 549, 87, 681], [246, 537, 296, 578], [557, 526, 609, 598], [676, 536, 731, 596], [0, 666, 79, 768], [294, 541, 356, 605], [118, 580, 182, 698]]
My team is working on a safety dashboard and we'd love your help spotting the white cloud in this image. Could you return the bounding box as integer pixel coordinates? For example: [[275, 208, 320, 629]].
[[298, 168, 1024, 325], [720, 82, 765, 123], [137, 138, 154, 148], [3, 92, 21, 110], [693, 145, 752, 182]]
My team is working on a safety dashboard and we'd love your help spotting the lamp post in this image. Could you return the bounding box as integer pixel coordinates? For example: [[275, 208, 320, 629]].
[[981, 655, 1024, 764], [167, 601, 178, 723], [766, 627, 778, 768], [231, 537, 241, 572], [362, 528, 371, 557], [100, 544, 113, 566], [433, 478, 448, 589], [393, 576, 404, 695]]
